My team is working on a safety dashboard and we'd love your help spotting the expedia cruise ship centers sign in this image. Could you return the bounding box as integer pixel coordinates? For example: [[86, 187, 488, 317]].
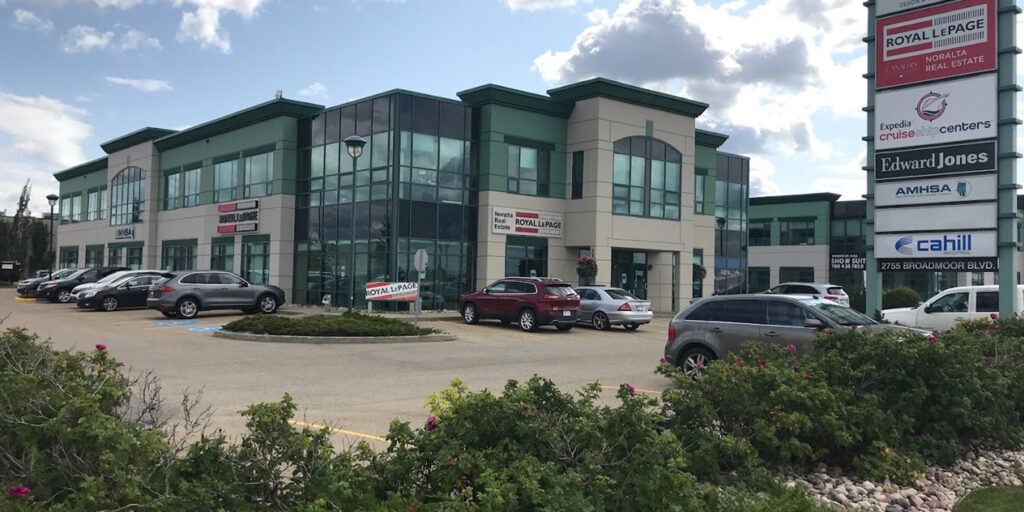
[[875, 74, 996, 151]]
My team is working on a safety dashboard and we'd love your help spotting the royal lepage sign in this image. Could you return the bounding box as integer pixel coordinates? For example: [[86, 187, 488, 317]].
[[365, 282, 418, 301], [876, 0, 995, 89], [492, 207, 563, 238]]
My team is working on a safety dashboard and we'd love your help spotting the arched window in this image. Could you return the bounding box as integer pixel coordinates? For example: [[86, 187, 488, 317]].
[[110, 167, 146, 225], [612, 136, 682, 219]]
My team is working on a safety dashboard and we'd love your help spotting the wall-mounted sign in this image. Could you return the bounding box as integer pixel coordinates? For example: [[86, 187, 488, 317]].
[[217, 200, 259, 234], [878, 257, 998, 271], [875, 73, 996, 150], [876, 0, 995, 89], [875, 173, 997, 206], [876, 202, 996, 232], [875, 140, 996, 180], [491, 207, 563, 238], [114, 227, 135, 240], [830, 253, 867, 271], [365, 282, 418, 301], [875, 230, 996, 259], [877, 0, 948, 17]]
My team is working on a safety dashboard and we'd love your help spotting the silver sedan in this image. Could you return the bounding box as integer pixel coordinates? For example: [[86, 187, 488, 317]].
[[575, 286, 654, 330]]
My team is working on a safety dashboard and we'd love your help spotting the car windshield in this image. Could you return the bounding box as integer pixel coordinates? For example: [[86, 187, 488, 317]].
[[805, 300, 877, 326], [544, 285, 577, 297], [95, 271, 131, 285], [604, 288, 639, 300], [58, 269, 88, 281]]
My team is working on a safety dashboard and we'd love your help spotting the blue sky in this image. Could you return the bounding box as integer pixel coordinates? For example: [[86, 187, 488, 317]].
[[0, 0, 896, 215]]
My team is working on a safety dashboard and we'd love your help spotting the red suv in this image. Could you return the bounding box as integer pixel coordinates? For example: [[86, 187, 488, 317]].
[[459, 277, 581, 332]]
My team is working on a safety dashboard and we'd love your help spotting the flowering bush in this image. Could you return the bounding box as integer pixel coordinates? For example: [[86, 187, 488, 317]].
[[576, 256, 598, 279]]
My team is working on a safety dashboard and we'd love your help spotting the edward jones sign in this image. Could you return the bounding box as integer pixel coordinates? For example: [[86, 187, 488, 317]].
[[492, 207, 563, 238], [875, 140, 996, 180], [875, 73, 996, 150], [876, 0, 995, 89]]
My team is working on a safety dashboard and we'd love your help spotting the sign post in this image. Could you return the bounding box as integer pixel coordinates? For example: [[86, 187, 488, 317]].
[[414, 249, 428, 328]]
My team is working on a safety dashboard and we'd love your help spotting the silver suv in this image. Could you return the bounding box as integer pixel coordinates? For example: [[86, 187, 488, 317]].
[[147, 271, 286, 319], [766, 282, 850, 307], [665, 295, 898, 378]]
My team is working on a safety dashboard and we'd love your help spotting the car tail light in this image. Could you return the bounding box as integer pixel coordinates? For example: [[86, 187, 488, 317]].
[[157, 286, 175, 293], [544, 294, 560, 300], [618, 302, 632, 312], [668, 324, 675, 341], [824, 295, 839, 301]]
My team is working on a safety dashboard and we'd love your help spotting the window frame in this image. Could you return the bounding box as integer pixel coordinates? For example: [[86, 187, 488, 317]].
[[507, 144, 550, 198]]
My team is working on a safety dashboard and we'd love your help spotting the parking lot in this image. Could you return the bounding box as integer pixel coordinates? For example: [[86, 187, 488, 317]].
[[2, 290, 672, 445]]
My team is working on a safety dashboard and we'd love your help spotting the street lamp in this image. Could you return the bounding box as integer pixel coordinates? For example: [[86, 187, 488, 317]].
[[46, 193, 59, 279], [343, 135, 367, 312], [715, 217, 726, 295]]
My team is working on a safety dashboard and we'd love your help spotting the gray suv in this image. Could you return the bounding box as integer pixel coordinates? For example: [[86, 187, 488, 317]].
[[665, 295, 902, 378], [147, 271, 285, 319]]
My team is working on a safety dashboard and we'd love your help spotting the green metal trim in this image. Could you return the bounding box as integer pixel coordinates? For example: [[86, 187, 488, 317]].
[[107, 241, 143, 250], [242, 144, 277, 157], [457, 84, 573, 117], [546, 78, 708, 118], [85, 244, 105, 251], [242, 234, 270, 243], [695, 129, 730, 148], [211, 236, 235, 245], [54, 156, 108, 181], [324, 88, 464, 111], [154, 98, 323, 151], [716, 150, 749, 160], [750, 193, 840, 206], [59, 245, 79, 252], [503, 135, 556, 151], [161, 238, 198, 247], [100, 127, 176, 154]]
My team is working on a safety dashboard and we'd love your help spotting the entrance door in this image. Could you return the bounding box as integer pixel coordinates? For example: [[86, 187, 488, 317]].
[[611, 250, 647, 300]]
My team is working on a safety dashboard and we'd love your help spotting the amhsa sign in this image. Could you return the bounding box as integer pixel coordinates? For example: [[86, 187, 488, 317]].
[[876, 0, 995, 89]]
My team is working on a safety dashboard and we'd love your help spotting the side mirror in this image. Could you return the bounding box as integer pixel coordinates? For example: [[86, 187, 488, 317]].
[[119, 283, 129, 290], [483, 288, 491, 294], [239, 281, 249, 287], [804, 318, 825, 329], [923, 305, 934, 314]]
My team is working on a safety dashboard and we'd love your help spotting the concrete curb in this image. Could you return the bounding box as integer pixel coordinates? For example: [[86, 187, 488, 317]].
[[13, 296, 37, 303], [211, 330, 456, 344]]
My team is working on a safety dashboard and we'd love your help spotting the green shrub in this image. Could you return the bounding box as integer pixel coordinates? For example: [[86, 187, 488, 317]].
[[882, 287, 921, 309], [0, 281, 13, 287], [847, 287, 866, 313], [222, 311, 436, 337]]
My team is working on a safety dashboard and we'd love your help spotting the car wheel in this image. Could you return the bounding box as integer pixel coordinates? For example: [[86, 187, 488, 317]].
[[518, 309, 537, 332], [462, 303, 479, 324], [591, 312, 610, 331], [623, 323, 640, 331], [556, 324, 573, 332], [176, 298, 200, 319], [257, 294, 279, 314], [57, 289, 72, 303], [679, 346, 715, 379], [101, 296, 119, 312], [160, 311, 178, 319]]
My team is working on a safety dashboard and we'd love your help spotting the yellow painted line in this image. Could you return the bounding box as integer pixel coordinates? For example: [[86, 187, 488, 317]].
[[14, 296, 37, 302], [288, 419, 387, 442], [600, 385, 662, 395]]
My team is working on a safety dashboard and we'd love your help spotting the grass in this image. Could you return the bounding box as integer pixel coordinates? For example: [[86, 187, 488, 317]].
[[222, 311, 437, 337], [953, 487, 1024, 512]]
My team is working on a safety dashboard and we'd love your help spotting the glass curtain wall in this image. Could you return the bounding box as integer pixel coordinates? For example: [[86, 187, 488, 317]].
[[110, 167, 145, 225], [294, 93, 477, 311], [714, 154, 749, 294]]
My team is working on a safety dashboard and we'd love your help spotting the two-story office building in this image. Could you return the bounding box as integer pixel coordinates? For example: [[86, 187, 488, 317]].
[[54, 78, 749, 312]]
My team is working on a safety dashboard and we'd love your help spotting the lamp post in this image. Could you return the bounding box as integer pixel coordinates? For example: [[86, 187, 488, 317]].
[[46, 194, 59, 279], [343, 135, 367, 312], [715, 217, 726, 295]]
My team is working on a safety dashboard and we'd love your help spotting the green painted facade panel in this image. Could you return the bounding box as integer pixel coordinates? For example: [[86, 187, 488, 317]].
[[695, 144, 717, 215], [59, 169, 107, 198], [748, 200, 832, 246], [477, 104, 568, 199]]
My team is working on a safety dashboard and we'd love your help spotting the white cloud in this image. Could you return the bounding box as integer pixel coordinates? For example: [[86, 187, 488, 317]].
[[94, 0, 144, 7], [61, 25, 114, 53], [0, 90, 91, 171], [117, 28, 162, 50], [298, 82, 328, 102], [173, 0, 266, 54], [506, 0, 580, 10], [13, 9, 54, 33], [105, 76, 174, 92], [748, 155, 781, 197], [585, 8, 608, 23]]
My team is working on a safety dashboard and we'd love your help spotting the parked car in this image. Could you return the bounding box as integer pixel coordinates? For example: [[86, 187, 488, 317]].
[[77, 274, 165, 311], [146, 271, 286, 319], [70, 269, 162, 301], [458, 277, 580, 332], [664, 294, 915, 378], [882, 285, 1024, 330], [765, 282, 850, 307], [17, 268, 77, 297], [575, 286, 653, 330], [37, 267, 128, 303]]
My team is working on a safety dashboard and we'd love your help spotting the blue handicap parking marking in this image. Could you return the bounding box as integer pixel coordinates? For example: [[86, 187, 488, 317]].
[[153, 320, 199, 327], [186, 326, 222, 333]]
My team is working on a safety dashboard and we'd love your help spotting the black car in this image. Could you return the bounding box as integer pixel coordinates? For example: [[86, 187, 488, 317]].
[[17, 268, 77, 296], [77, 274, 164, 311], [37, 267, 128, 303]]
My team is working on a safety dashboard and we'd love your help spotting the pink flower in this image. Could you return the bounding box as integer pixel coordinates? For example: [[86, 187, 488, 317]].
[[757, 359, 767, 367], [786, 344, 797, 354], [425, 415, 437, 431], [95, 344, 106, 351], [985, 357, 995, 365], [821, 329, 830, 336], [730, 363, 739, 370], [982, 331, 989, 337], [8, 486, 30, 498], [734, 357, 743, 363], [696, 362, 704, 369], [927, 336, 936, 342], [804, 374, 814, 381], [932, 330, 939, 335], [659, 357, 667, 363], [790, 365, 799, 371], [990, 313, 998, 320], [851, 325, 858, 330], [625, 384, 635, 396]]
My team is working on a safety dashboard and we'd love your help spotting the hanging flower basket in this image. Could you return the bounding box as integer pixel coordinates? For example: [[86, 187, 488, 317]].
[[577, 256, 598, 285], [693, 263, 707, 282]]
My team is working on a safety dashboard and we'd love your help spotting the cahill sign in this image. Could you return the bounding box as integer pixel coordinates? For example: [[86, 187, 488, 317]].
[[876, 0, 995, 89], [875, 74, 996, 150]]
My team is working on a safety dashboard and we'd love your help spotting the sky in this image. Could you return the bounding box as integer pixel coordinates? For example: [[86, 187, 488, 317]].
[[0, 0, 1018, 217]]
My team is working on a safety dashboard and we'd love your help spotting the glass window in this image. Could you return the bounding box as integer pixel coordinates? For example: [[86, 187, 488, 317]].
[[976, 292, 999, 312], [110, 167, 145, 226], [86, 190, 99, 221], [211, 240, 234, 272], [413, 133, 438, 169], [244, 151, 273, 198], [748, 267, 770, 293], [242, 239, 270, 284], [71, 193, 82, 223], [161, 242, 197, 271], [780, 219, 815, 245], [108, 247, 122, 266], [694, 174, 705, 214], [929, 292, 969, 312], [183, 167, 200, 207], [766, 301, 812, 327], [749, 220, 772, 246], [216, 273, 245, 286], [507, 144, 550, 197], [505, 236, 547, 278], [164, 172, 180, 210], [693, 248, 704, 298], [687, 300, 725, 321], [59, 247, 78, 269], [726, 299, 766, 324], [126, 246, 142, 270], [84, 246, 103, 267], [60, 196, 71, 225], [99, 187, 107, 220], [611, 136, 681, 219], [214, 160, 238, 203], [571, 151, 584, 200], [779, 267, 815, 283]]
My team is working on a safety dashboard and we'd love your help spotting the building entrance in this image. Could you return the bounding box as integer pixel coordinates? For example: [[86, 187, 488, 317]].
[[611, 250, 647, 299]]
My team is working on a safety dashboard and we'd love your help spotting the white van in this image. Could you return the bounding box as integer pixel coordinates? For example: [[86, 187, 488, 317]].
[[882, 285, 1024, 330]]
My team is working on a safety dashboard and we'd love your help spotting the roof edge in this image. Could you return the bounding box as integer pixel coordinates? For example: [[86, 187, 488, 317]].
[[100, 127, 177, 154], [695, 128, 729, 148], [750, 192, 842, 206], [457, 84, 572, 117], [54, 156, 108, 182], [546, 77, 709, 118], [154, 97, 324, 151]]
